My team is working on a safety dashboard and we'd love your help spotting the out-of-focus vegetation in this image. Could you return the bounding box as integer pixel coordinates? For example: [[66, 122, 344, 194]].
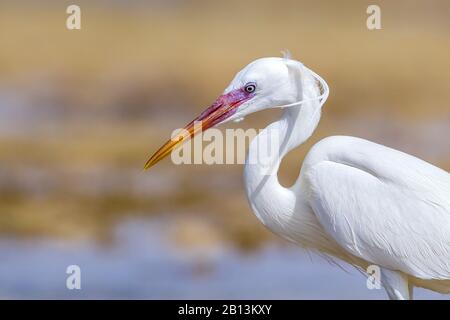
[[0, 0, 449, 250]]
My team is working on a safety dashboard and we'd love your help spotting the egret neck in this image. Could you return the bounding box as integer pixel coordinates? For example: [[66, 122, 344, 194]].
[[243, 100, 322, 236]]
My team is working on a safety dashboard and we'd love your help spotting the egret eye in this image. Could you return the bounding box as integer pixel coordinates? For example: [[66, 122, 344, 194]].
[[244, 83, 256, 94]]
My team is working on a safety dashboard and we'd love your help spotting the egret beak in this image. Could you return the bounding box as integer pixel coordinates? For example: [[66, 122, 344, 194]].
[[144, 88, 252, 170]]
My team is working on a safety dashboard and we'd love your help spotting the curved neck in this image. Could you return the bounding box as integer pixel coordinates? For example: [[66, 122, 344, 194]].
[[243, 103, 321, 231]]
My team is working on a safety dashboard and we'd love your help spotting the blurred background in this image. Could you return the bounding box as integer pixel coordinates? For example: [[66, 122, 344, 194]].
[[0, 0, 449, 299]]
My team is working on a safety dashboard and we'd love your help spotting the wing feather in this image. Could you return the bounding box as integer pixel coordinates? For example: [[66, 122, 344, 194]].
[[303, 136, 450, 280]]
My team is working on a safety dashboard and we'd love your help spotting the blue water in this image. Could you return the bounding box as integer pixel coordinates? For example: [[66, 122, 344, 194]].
[[0, 218, 447, 300]]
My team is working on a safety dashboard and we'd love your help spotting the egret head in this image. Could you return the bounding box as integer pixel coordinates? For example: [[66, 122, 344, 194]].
[[218, 57, 304, 123], [144, 57, 327, 169]]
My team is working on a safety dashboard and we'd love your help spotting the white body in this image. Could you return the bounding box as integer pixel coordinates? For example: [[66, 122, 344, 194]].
[[226, 57, 450, 299]]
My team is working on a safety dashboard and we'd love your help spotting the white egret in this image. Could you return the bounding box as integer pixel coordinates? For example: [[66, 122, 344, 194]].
[[144, 56, 450, 299]]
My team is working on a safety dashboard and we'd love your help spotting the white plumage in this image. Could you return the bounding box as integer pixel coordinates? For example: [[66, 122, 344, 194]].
[[146, 56, 450, 299], [240, 57, 450, 299]]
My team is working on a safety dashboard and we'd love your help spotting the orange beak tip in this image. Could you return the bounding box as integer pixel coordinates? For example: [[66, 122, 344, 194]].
[[143, 158, 156, 171]]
